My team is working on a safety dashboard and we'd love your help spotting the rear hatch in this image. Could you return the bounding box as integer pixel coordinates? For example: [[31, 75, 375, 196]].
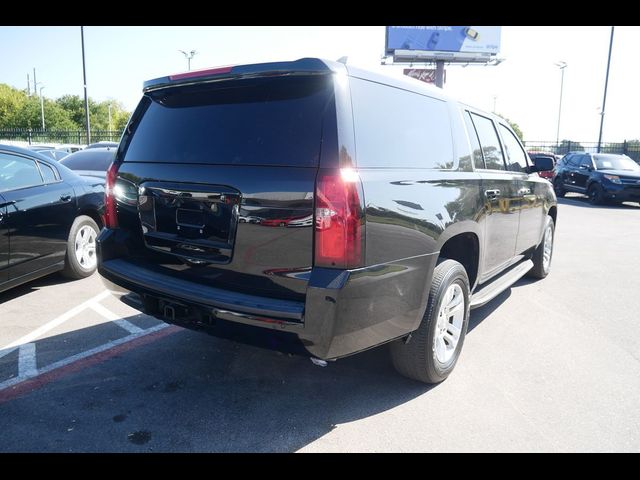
[[113, 73, 337, 304]]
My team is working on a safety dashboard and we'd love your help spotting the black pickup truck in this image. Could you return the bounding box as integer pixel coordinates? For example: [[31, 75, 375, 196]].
[[97, 58, 557, 384]]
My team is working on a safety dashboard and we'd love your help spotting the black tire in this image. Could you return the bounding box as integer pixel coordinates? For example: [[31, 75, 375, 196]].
[[553, 178, 566, 198], [587, 183, 604, 205], [61, 215, 100, 280], [527, 215, 555, 279], [390, 259, 470, 384]]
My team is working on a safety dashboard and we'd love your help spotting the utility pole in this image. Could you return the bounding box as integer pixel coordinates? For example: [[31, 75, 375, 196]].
[[81, 26, 91, 144], [597, 26, 615, 153], [33, 68, 37, 97], [27, 73, 30, 96]]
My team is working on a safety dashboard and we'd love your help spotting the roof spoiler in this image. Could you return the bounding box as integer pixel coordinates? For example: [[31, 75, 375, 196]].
[[142, 57, 342, 92]]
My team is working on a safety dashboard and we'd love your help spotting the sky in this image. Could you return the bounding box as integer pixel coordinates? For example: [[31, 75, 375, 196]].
[[0, 26, 637, 142]]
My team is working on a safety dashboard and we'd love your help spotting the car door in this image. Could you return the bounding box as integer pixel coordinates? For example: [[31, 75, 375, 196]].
[[0, 151, 75, 281], [574, 154, 593, 191], [564, 154, 584, 191], [498, 123, 545, 253], [466, 111, 520, 279], [0, 193, 8, 286]]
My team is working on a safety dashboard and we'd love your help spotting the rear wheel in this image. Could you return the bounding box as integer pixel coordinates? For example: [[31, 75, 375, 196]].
[[553, 178, 566, 198], [527, 215, 555, 279], [390, 259, 470, 384], [588, 183, 604, 205], [61, 215, 100, 279]]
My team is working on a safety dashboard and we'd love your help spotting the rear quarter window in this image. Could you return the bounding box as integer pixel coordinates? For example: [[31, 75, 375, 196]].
[[349, 77, 454, 169], [123, 75, 335, 167]]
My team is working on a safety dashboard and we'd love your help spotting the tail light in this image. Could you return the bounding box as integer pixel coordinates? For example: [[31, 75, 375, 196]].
[[314, 168, 364, 269], [103, 161, 120, 228]]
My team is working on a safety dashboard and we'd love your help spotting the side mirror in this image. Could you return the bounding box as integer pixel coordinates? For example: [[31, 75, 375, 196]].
[[529, 156, 554, 173], [579, 164, 592, 171]]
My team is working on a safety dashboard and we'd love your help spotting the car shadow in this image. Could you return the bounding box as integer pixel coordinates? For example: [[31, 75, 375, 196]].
[[0, 272, 75, 304], [0, 272, 546, 452], [0, 311, 437, 452], [558, 194, 640, 209]]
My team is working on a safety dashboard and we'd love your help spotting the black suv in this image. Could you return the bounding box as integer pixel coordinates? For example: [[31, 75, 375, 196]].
[[553, 152, 640, 205], [97, 58, 557, 384]]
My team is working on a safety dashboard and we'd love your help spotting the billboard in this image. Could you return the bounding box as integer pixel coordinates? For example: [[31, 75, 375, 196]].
[[386, 26, 501, 57]]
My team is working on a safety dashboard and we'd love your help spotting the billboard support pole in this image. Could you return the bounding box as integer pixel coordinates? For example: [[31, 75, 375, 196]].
[[435, 60, 445, 88]]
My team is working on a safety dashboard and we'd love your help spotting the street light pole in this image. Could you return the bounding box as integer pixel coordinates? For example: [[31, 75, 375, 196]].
[[597, 26, 615, 154], [179, 50, 198, 71], [81, 26, 91, 144], [555, 61, 567, 150], [39, 86, 45, 130]]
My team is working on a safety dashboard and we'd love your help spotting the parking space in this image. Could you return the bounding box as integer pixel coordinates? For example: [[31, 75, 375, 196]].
[[1, 195, 639, 452]]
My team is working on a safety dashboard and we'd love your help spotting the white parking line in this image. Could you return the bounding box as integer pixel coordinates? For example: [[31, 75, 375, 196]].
[[89, 302, 144, 334], [18, 343, 37, 379], [0, 290, 111, 351], [0, 323, 172, 393]]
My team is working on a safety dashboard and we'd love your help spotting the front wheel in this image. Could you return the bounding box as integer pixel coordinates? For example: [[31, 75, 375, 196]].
[[61, 215, 100, 279], [588, 183, 604, 205], [553, 178, 566, 198], [527, 215, 555, 279], [390, 259, 470, 384]]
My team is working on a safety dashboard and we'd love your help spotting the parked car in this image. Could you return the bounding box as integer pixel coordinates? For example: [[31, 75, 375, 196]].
[[553, 152, 640, 205], [85, 141, 119, 150], [528, 151, 556, 181], [0, 144, 105, 293], [60, 147, 116, 182], [97, 58, 557, 384], [37, 149, 71, 162]]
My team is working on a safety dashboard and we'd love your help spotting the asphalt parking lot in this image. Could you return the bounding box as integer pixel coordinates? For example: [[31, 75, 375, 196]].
[[1, 194, 639, 452]]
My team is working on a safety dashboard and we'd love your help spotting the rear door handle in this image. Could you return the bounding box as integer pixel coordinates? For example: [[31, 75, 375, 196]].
[[485, 189, 500, 199], [60, 194, 72, 202]]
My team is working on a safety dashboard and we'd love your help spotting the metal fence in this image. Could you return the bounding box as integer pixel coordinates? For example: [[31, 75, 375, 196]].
[[0, 128, 123, 146], [524, 140, 640, 162]]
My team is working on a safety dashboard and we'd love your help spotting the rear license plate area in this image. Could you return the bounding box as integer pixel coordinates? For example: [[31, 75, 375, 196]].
[[138, 182, 240, 264]]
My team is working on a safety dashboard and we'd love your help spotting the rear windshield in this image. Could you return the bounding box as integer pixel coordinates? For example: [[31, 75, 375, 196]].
[[123, 75, 335, 167], [60, 149, 116, 171]]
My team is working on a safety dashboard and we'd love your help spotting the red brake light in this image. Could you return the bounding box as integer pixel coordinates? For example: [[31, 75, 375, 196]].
[[104, 161, 120, 228], [314, 168, 364, 269], [169, 66, 233, 81]]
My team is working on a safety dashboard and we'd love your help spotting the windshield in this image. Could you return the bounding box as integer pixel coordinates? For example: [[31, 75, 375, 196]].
[[594, 154, 640, 171]]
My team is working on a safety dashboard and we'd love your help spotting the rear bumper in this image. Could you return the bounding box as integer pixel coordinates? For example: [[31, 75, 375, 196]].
[[98, 229, 436, 360]]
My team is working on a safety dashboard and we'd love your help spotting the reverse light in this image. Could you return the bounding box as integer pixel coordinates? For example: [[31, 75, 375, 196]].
[[314, 168, 364, 269], [104, 161, 121, 228], [604, 174, 622, 184]]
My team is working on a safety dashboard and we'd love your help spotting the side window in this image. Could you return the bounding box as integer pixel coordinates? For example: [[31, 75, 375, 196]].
[[38, 162, 58, 183], [469, 113, 506, 171], [580, 155, 593, 169], [499, 124, 528, 172], [0, 153, 44, 192], [567, 154, 582, 168], [463, 111, 485, 169], [349, 77, 454, 169]]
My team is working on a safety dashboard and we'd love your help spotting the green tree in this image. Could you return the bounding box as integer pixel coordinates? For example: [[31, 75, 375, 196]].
[[557, 139, 584, 155], [0, 83, 131, 132], [0, 83, 28, 127], [55, 95, 85, 128], [496, 113, 524, 141]]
